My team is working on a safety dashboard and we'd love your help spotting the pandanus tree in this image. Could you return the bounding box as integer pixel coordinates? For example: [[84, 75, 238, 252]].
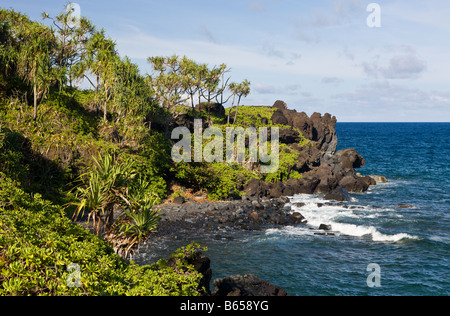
[[83, 29, 118, 121], [15, 21, 56, 121], [72, 152, 161, 260], [180, 57, 203, 115], [227, 80, 251, 124], [201, 65, 223, 124], [42, 6, 95, 89], [233, 79, 251, 124], [147, 55, 189, 136]]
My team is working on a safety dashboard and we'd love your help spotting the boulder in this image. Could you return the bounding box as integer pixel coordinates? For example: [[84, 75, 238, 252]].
[[170, 113, 196, 131], [195, 102, 225, 116], [279, 127, 301, 144], [315, 177, 339, 194], [319, 224, 332, 231], [268, 182, 284, 198], [272, 100, 288, 110], [212, 274, 289, 296], [282, 178, 302, 196], [290, 212, 306, 224], [173, 196, 186, 205], [369, 175, 389, 183], [244, 179, 269, 197], [359, 175, 377, 186], [339, 175, 369, 193], [249, 211, 260, 221], [324, 187, 351, 202], [271, 109, 289, 125], [397, 204, 416, 209], [333, 148, 365, 170], [297, 177, 320, 194]]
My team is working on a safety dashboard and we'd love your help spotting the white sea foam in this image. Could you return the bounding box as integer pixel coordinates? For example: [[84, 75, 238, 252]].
[[275, 194, 418, 243]]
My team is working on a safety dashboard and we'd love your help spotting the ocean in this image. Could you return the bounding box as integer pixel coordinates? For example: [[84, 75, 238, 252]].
[[136, 123, 450, 296]]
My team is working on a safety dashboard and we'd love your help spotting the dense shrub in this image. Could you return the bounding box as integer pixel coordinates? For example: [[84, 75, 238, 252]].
[[0, 173, 203, 296]]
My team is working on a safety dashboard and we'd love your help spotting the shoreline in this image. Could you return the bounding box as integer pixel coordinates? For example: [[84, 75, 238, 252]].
[[151, 196, 302, 240], [149, 173, 388, 242]]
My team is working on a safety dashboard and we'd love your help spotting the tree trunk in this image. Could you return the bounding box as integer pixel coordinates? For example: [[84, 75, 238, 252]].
[[103, 86, 108, 122], [233, 96, 242, 125], [190, 94, 197, 117], [227, 94, 236, 124], [103, 100, 107, 121], [33, 82, 37, 121]]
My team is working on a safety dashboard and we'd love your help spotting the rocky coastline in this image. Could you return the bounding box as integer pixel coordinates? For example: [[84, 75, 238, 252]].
[[147, 101, 390, 296], [152, 100, 388, 240], [152, 173, 387, 241]]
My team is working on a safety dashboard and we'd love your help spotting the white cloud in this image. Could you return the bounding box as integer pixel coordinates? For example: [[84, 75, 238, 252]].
[[362, 53, 427, 80], [114, 25, 276, 73]]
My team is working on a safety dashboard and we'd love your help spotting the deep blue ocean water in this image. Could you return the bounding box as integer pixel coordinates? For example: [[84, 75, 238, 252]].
[[136, 123, 449, 296]]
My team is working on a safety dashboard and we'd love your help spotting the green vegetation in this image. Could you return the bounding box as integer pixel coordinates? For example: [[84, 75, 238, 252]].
[[0, 5, 310, 296], [0, 173, 204, 296]]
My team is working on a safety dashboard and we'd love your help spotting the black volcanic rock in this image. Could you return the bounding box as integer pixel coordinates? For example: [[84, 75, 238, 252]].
[[195, 102, 226, 116], [212, 274, 289, 296], [324, 187, 351, 202], [271, 109, 289, 125]]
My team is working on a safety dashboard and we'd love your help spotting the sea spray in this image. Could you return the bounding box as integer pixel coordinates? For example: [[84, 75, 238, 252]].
[[282, 193, 418, 243]]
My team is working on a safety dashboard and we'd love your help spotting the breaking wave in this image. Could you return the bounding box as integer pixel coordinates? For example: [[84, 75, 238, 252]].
[[266, 194, 418, 243]]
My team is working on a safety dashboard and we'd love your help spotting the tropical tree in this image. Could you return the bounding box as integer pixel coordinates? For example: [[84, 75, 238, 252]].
[[0, 10, 22, 96], [226, 82, 238, 124], [200, 65, 223, 123], [72, 152, 160, 259], [73, 152, 135, 234], [111, 56, 159, 141], [83, 29, 118, 121], [147, 55, 189, 111], [42, 5, 95, 88], [0, 9, 58, 120], [180, 57, 204, 114], [215, 63, 232, 105], [147, 55, 190, 136], [14, 21, 56, 120], [232, 79, 251, 124]]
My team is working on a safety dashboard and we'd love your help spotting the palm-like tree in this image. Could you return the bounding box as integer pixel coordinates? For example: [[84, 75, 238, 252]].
[[84, 29, 118, 121], [73, 152, 135, 234], [13, 20, 56, 120], [232, 80, 251, 124], [72, 152, 161, 260]]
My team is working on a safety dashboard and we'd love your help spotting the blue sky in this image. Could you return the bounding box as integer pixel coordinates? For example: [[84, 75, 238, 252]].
[[2, 0, 450, 122]]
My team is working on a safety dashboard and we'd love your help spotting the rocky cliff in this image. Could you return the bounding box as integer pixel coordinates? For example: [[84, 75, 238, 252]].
[[168, 100, 378, 200], [244, 100, 372, 199]]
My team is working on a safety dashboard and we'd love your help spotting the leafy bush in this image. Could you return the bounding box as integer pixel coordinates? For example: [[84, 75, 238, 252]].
[[205, 162, 254, 200], [0, 173, 204, 296], [263, 143, 303, 183]]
